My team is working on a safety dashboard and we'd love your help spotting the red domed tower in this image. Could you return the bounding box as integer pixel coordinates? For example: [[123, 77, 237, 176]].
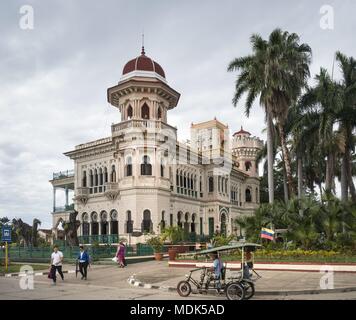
[[107, 47, 180, 123]]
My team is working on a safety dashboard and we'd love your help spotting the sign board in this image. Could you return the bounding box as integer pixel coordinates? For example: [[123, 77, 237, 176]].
[[1, 226, 12, 242]]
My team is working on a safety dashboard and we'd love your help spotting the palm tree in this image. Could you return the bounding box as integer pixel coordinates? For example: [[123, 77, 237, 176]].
[[298, 68, 343, 195], [228, 29, 311, 201], [335, 52, 356, 203]]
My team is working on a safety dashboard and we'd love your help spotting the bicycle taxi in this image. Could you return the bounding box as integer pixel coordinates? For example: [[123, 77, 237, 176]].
[[176, 242, 262, 300]]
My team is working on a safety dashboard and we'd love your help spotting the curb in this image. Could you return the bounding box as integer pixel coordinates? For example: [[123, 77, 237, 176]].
[[127, 275, 356, 296], [1, 270, 76, 278], [127, 275, 176, 292]]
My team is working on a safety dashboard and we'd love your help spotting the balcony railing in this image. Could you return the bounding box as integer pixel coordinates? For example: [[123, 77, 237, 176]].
[[76, 187, 90, 196], [105, 182, 119, 191], [53, 170, 74, 180], [54, 204, 74, 212], [112, 119, 176, 134]]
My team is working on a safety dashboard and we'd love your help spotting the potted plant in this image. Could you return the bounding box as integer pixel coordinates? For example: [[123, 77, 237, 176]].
[[146, 236, 164, 261], [161, 226, 184, 260]]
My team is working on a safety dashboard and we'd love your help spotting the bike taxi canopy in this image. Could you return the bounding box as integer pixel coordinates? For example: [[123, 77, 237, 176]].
[[194, 243, 262, 256]]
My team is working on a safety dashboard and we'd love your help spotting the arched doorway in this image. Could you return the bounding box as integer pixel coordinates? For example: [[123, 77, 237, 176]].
[[142, 209, 152, 233], [127, 105, 133, 119], [91, 212, 99, 235], [191, 213, 196, 233], [177, 211, 183, 228], [141, 103, 150, 119], [100, 211, 109, 235], [82, 212, 90, 236], [110, 210, 118, 235], [184, 212, 190, 233], [245, 188, 252, 202], [125, 210, 133, 233]]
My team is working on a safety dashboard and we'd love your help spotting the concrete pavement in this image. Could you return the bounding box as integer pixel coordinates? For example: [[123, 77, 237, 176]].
[[0, 260, 355, 300]]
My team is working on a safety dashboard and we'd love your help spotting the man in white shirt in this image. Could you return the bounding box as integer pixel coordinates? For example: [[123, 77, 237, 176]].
[[50, 245, 64, 285]]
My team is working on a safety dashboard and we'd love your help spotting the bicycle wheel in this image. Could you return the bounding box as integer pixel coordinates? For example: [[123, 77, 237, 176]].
[[177, 281, 192, 297], [242, 281, 255, 300], [225, 282, 245, 300]]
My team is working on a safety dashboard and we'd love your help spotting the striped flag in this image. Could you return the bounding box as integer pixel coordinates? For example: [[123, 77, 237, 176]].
[[261, 227, 274, 241]]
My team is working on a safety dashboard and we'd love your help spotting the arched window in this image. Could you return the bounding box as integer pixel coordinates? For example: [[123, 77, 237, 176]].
[[208, 176, 214, 192], [94, 169, 98, 186], [256, 187, 259, 203], [183, 173, 187, 188], [225, 178, 228, 194], [142, 209, 152, 233], [157, 107, 162, 120], [245, 188, 252, 202], [89, 170, 93, 187], [127, 105, 133, 119], [99, 168, 103, 185], [141, 103, 150, 119], [245, 161, 252, 171], [104, 167, 108, 183], [82, 171, 87, 187], [110, 165, 116, 182], [141, 155, 152, 175], [125, 157, 132, 177]]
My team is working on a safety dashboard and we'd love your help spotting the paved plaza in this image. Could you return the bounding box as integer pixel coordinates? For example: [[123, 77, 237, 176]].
[[0, 260, 355, 300]]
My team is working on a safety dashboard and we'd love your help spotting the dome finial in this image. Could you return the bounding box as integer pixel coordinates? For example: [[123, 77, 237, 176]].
[[141, 30, 145, 55]]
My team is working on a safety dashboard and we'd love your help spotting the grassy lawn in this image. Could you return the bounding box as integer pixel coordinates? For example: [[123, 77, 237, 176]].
[[0, 264, 48, 274]]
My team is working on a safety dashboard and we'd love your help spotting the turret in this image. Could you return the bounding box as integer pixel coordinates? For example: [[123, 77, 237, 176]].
[[231, 127, 263, 177]]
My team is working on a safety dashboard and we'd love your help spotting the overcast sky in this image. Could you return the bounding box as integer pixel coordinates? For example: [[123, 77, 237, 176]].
[[0, 0, 355, 228]]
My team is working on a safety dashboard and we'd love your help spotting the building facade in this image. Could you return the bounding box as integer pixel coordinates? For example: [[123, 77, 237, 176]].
[[51, 47, 263, 244]]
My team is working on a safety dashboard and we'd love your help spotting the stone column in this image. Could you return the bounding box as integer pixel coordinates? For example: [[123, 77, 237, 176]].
[[53, 187, 56, 212], [108, 218, 112, 235], [65, 186, 69, 207]]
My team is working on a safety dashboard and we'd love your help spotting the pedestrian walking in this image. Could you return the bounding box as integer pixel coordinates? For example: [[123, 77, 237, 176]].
[[77, 245, 90, 280], [116, 241, 126, 268], [50, 245, 64, 285]]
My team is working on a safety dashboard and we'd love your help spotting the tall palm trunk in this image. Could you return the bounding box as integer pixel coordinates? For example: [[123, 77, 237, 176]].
[[325, 152, 335, 193], [277, 122, 295, 198], [267, 113, 275, 203], [341, 154, 348, 201], [282, 167, 289, 203], [297, 156, 303, 199], [345, 149, 356, 203]]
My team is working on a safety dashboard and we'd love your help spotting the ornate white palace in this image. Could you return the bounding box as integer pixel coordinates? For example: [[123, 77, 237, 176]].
[[50, 47, 263, 244]]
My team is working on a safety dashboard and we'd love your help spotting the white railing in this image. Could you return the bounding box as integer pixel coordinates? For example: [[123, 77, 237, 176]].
[[75, 137, 112, 150], [111, 119, 176, 133]]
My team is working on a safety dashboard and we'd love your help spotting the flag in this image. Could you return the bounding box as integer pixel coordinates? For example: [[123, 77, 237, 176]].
[[261, 227, 274, 241]]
